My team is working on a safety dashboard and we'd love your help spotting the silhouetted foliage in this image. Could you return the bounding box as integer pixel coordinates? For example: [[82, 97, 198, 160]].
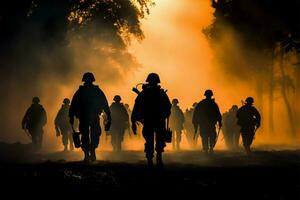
[[206, 0, 300, 51]]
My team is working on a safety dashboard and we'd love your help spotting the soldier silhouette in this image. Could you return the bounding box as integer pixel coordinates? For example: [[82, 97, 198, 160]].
[[109, 95, 129, 152], [184, 103, 199, 148], [69, 72, 111, 163], [131, 73, 171, 168], [237, 97, 261, 155], [222, 105, 240, 150], [55, 98, 74, 151], [170, 98, 185, 150], [124, 103, 133, 136], [192, 90, 222, 155], [22, 97, 47, 150]]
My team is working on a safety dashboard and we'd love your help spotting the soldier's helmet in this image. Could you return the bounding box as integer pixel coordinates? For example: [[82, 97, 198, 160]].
[[82, 72, 95, 83], [63, 98, 70, 104], [146, 73, 160, 84], [204, 89, 213, 97], [113, 95, 121, 102], [245, 97, 254, 105], [32, 97, 40, 104], [231, 105, 238, 110], [172, 98, 179, 105]]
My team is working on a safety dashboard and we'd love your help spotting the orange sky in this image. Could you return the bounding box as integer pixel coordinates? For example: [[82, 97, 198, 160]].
[[125, 0, 215, 110]]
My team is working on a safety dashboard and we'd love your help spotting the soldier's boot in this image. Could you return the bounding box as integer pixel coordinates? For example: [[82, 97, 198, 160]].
[[176, 143, 180, 151], [83, 151, 90, 163], [203, 147, 209, 156], [70, 144, 74, 151], [156, 152, 164, 169], [245, 146, 252, 156], [147, 158, 154, 169], [63, 145, 68, 152], [90, 149, 96, 162]]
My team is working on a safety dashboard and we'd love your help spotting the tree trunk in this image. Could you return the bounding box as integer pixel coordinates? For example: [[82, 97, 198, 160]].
[[279, 48, 296, 137]]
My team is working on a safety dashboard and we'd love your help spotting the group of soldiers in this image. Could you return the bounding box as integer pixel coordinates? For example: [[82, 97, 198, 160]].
[[22, 72, 261, 167]]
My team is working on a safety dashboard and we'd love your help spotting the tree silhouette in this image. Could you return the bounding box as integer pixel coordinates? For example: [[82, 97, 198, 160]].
[[206, 0, 300, 137]]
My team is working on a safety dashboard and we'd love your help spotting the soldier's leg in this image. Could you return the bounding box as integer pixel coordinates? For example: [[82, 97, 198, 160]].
[[114, 129, 121, 152], [209, 128, 217, 152], [68, 131, 74, 151], [200, 128, 209, 154], [119, 129, 125, 151], [61, 130, 68, 151], [155, 122, 166, 168], [233, 131, 240, 149], [111, 129, 116, 151], [241, 130, 253, 155], [89, 120, 101, 161], [79, 121, 90, 162], [142, 123, 155, 161], [172, 130, 176, 150], [176, 129, 182, 150], [29, 129, 38, 148], [37, 128, 43, 149]]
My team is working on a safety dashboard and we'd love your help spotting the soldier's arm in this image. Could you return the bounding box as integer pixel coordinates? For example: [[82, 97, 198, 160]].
[[162, 91, 172, 117], [69, 89, 81, 125], [254, 108, 261, 128], [131, 95, 143, 135], [22, 108, 30, 129], [123, 106, 129, 123], [98, 89, 111, 121], [214, 103, 222, 127], [54, 110, 61, 135], [42, 107, 47, 125], [181, 110, 185, 123], [192, 105, 200, 132]]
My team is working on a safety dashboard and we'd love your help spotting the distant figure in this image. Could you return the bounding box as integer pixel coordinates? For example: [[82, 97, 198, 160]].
[[109, 95, 129, 152], [124, 103, 133, 136], [55, 98, 73, 152], [69, 72, 111, 163], [237, 97, 261, 155], [192, 90, 222, 155], [170, 98, 185, 150], [131, 73, 171, 168], [22, 97, 47, 150], [222, 105, 240, 150], [184, 103, 199, 148]]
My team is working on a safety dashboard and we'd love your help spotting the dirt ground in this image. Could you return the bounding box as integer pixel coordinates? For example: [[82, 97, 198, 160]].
[[0, 143, 299, 199]]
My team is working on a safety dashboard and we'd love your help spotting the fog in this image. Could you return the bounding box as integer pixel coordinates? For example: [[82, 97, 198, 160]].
[[0, 0, 299, 152]]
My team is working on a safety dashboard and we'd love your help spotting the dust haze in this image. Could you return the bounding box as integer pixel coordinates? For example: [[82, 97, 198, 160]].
[[0, 0, 299, 152]]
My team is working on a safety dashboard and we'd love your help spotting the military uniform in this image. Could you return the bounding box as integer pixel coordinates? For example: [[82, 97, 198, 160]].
[[110, 96, 129, 151], [222, 105, 240, 150], [192, 90, 222, 154], [69, 72, 111, 162], [131, 73, 171, 167], [170, 100, 185, 150], [55, 99, 73, 151], [22, 97, 47, 149], [237, 98, 261, 154]]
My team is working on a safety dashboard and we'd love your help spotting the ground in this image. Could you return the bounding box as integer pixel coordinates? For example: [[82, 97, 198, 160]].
[[0, 143, 299, 199]]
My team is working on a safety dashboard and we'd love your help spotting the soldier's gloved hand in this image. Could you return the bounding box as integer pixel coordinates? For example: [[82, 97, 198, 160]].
[[105, 120, 111, 131], [132, 123, 137, 135]]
